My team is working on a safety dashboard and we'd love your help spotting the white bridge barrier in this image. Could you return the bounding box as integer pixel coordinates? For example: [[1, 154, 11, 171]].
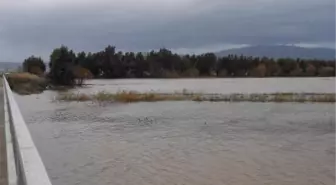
[[3, 76, 52, 185]]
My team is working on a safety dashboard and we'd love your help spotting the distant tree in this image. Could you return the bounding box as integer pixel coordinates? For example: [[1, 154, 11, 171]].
[[278, 58, 297, 75], [217, 69, 228, 77], [49, 46, 76, 86], [265, 61, 281, 76], [304, 64, 317, 76], [72, 66, 93, 85], [196, 53, 216, 75], [250, 63, 267, 77], [182, 68, 200, 77], [40, 44, 335, 84], [22, 56, 46, 76], [289, 67, 303, 76], [318, 66, 335, 76]]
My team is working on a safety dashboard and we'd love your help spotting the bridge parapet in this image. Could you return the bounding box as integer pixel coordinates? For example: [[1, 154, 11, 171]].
[[3, 76, 52, 185]]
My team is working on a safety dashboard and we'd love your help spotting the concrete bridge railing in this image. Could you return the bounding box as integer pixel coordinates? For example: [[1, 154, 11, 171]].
[[3, 76, 52, 185]]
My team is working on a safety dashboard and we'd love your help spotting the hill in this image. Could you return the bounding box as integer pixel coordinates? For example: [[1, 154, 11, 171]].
[[0, 62, 21, 72], [215, 45, 336, 60]]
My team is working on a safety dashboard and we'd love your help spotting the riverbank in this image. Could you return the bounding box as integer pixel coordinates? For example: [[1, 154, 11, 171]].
[[6, 72, 47, 95], [56, 91, 336, 103]]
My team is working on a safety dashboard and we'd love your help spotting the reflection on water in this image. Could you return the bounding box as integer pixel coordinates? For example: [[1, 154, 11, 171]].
[[16, 91, 335, 185]]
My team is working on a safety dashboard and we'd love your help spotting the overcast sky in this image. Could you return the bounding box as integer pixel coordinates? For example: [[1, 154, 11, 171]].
[[0, 0, 335, 62]]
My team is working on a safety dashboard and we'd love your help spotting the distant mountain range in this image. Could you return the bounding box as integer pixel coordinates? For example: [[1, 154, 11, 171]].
[[0, 62, 21, 72], [215, 45, 336, 60]]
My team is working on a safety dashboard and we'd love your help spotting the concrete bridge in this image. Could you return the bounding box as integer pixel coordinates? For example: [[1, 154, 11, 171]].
[[0, 77, 52, 185]]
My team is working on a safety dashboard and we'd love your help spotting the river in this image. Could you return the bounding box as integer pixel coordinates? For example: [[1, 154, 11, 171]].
[[15, 78, 335, 185]]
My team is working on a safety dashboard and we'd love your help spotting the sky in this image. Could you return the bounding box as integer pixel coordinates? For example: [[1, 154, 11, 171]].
[[0, 0, 335, 62]]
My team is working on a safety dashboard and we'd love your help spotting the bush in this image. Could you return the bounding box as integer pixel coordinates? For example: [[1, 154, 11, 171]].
[[182, 68, 199, 77], [6, 72, 48, 95], [250, 64, 267, 77], [304, 64, 317, 76], [162, 70, 180, 78], [289, 68, 303, 76], [217, 69, 228, 77], [318, 67, 335, 77]]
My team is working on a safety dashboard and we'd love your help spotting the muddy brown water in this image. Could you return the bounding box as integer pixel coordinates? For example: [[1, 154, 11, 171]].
[[15, 78, 336, 185], [75, 77, 336, 94]]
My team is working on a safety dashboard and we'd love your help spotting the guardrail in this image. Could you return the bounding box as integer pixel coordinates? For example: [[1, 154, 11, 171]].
[[3, 76, 52, 185]]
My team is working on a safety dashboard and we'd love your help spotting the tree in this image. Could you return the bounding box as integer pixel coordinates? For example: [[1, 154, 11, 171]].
[[217, 69, 228, 77], [49, 46, 76, 86], [196, 53, 216, 75], [305, 64, 317, 76], [22, 56, 46, 76], [318, 66, 335, 76], [41, 44, 335, 83], [277, 58, 293, 73], [250, 63, 267, 77], [72, 66, 93, 85]]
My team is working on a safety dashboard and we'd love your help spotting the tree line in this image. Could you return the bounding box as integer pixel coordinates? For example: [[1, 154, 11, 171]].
[[22, 45, 336, 86]]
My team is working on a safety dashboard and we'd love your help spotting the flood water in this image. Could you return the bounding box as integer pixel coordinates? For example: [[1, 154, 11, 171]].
[[76, 77, 335, 94], [15, 78, 335, 185]]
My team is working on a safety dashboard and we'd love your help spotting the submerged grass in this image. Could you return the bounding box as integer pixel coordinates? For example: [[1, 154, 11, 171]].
[[56, 92, 91, 101], [56, 90, 189, 103], [56, 90, 336, 103]]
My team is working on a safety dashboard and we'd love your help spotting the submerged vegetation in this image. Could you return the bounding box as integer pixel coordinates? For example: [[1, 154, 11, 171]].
[[56, 91, 336, 103], [56, 91, 188, 103]]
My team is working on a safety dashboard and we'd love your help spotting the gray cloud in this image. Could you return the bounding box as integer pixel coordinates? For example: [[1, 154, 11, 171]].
[[0, 0, 335, 62]]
